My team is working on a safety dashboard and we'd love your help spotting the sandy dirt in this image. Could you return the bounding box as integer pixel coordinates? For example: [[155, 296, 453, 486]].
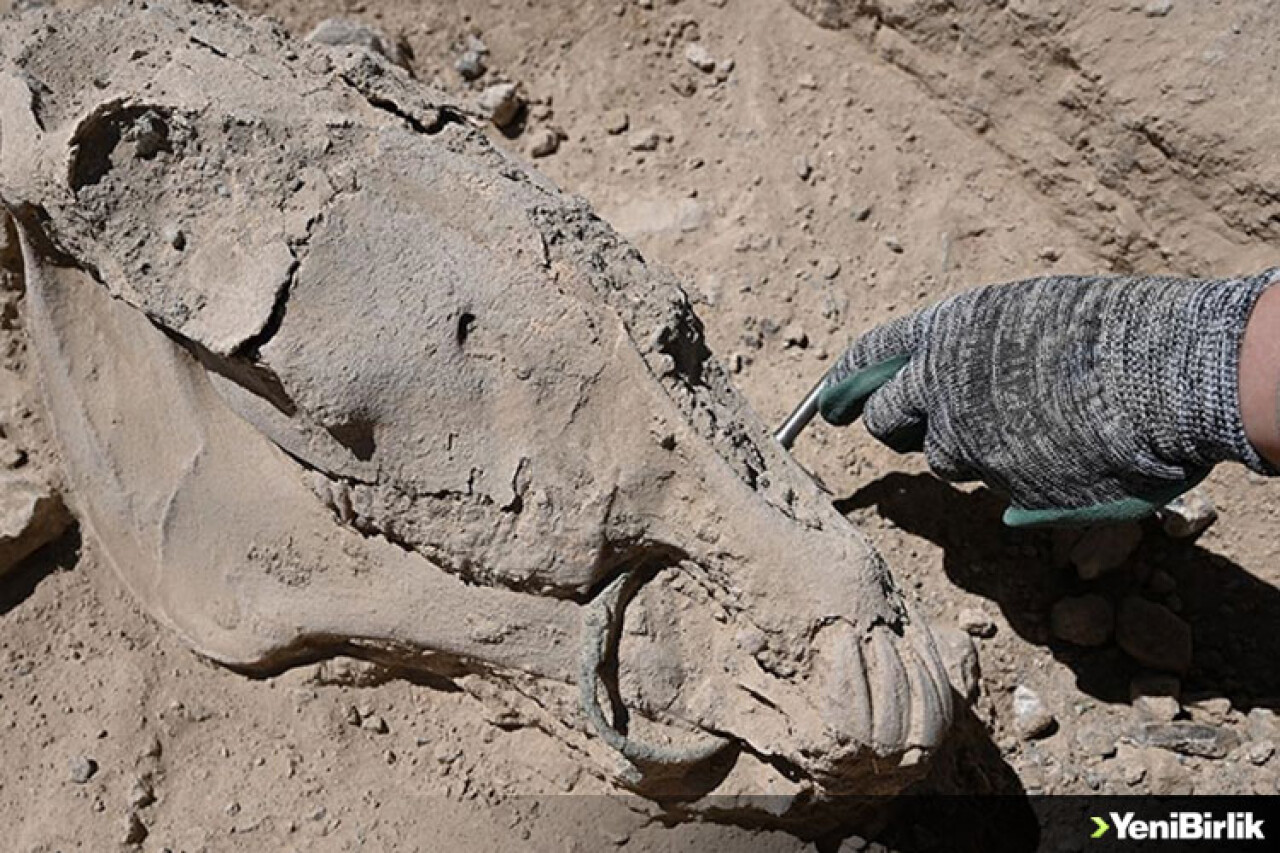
[[3, 0, 1280, 850]]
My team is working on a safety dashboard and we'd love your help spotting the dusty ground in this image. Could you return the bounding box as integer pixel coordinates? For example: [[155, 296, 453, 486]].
[[3, 0, 1280, 850]]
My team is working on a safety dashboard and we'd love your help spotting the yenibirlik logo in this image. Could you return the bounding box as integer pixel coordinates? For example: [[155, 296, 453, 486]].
[[1091, 812, 1265, 842]]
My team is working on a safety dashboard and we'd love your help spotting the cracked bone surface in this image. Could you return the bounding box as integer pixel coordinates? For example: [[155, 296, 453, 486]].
[[0, 0, 952, 796]]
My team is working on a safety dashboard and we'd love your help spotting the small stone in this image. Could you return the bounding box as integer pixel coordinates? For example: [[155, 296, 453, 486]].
[[306, 18, 408, 68], [603, 109, 629, 135], [1144, 0, 1172, 17], [361, 714, 389, 734], [816, 257, 841, 280], [684, 42, 716, 73], [122, 811, 148, 846], [851, 204, 872, 222], [1158, 490, 1217, 539], [1076, 728, 1116, 758], [0, 472, 72, 576], [345, 705, 362, 726], [838, 836, 868, 852], [933, 625, 980, 702], [958, 607, 996, 638], [162, 225, 186, 251], [127, 777, 156, 809], [1116, 597, 1192, 673], [670, 75, 697, 97], [628, 129, 660, 152], [1038, 246, 1061, 262], [1070, 523, 1142, 579], [455, 51, 487, 81], [529, 128, 560, 158], [1133, 721, 1238, 759], [782, 324, 808, 349], [1248, 739, 1275, 766], [1050, 594, 1113, 647], [797, 72, 819, 90], [884, 236, 904, 254], [1012, 684, 1056, 740], [1246, 708, 1279, 742], [1133, 695, 1180, 723], [793, 154, 812, 180], [69, 755, 98, 784], [477, 83, 522, 130], [125, 111, 167, 159]]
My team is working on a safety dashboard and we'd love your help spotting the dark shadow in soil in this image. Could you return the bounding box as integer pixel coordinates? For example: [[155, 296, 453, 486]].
[[0, 524, 81, 617], [837, 472, 1280, 712]]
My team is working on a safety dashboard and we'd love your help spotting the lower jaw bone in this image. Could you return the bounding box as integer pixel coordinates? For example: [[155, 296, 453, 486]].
[[0, 0, 954, 802]]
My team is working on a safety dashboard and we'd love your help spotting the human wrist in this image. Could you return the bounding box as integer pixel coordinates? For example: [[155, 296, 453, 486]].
[[1240, 280, 1280, 469]]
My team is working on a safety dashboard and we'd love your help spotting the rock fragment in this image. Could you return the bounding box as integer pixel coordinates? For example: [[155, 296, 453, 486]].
[[1158, 490, 1217, 538], [1012, 685, 1055, 740], [816, 257, 841, 280], [628, 129, 660, 151], [1116, 597, 1192, 673], [1246, 708, 1279, 742], [603, 109, 630, 135], [306, 18, 408, 69], [69, 755, 98, 784], [1133, 721, 1237, 759], [932, 625, 980, 702], [1248, 740, 1275, 766], [455, 37, 489, 80], [529, 128, 560, 158], [684, 42, 716, 73], [122, 811, 148, 846], [477, 83, 523, 130], [1069, 523, 1141, 579], [0, 471, 71, 576], [884, 236, 904, 253], [958, 607, 996, 638], [793, 154, 812, 180], [1049, 594, 1113, 647]]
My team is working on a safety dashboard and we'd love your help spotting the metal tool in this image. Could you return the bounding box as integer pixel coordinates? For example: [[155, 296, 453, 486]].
[[773, 373, 827, 450]]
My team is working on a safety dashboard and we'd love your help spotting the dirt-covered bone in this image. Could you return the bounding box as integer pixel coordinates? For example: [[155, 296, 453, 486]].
[[0, 0, 953, 796]]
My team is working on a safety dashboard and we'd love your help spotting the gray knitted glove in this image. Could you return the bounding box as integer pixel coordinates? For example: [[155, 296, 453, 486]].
[[819, 271, 1279, 527]]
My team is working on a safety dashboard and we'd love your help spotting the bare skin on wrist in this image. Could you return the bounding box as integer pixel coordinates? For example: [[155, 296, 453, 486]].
[[1240, 284, 1280, 467]]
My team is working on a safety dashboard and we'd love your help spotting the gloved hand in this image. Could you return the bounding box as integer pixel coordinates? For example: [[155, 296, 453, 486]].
[[820, 271, 1279, 527]]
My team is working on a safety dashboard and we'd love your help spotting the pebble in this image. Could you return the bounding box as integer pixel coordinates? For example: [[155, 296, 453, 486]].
[[884, 236, 904, 253], [361, 714, 389, 734], [1069, 523, 1141, 579], [529, 128, 560, 158], [603, 109, 630, 135], [933, 626, 980, 701], [1246, 708, 1279, 742], [684, 42, 716, 73], [1076, 727, 1117, 758], [477, 83, 523, 130], [1133, 721, 1238, 759], [69, 755, 98, 784], [306, 18, 408, 68], [816, 257, 841, 280], [793, 154, 812, 180], [1012, 684, 1056, 740], [1248, 739, 1275, 766], [162, 225, 186, 251], [127, 777, 156, 809], [958, 607, 997, 638], [122, 811, 148, 846], [1144, 0, 1173, 17], [851, 204, 873, 222], [782, 323, 809, 349], [1116, 596, 1192, 673], [0, 472, 71, 576], [1158, 490, 1217, 538], [1049, 594, 1113, 647], [628, 129, 660, 151], [455, 51, 487, 81], [838, 836, 868, 852], [1133, 694, 1180, 723]]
